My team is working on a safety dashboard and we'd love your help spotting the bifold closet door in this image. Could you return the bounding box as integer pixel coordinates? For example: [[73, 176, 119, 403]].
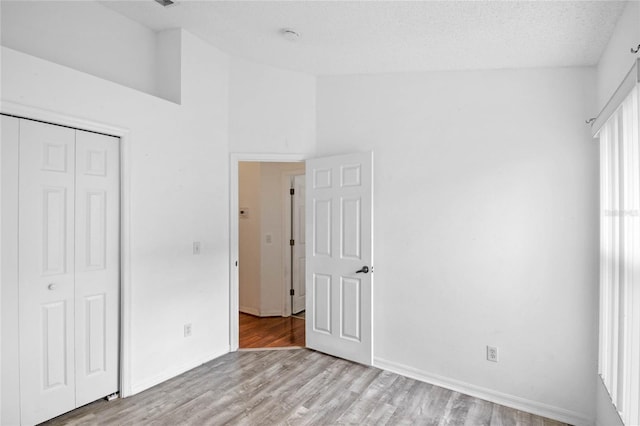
[[18, 119, 120, 425], [19, 120, 77, 425], [74, 130, 120, 407]]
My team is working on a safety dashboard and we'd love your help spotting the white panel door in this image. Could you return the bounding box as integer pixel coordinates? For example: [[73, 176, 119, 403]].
[[305, 152, 373, 365], [19, 120, 77, 425], [292, 174, 306, 314], [74, 130, 120, 406]]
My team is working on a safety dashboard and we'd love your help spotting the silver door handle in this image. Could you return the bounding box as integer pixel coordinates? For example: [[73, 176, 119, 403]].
[[47, 283, 57, 290], [356, 266, 369, 274]]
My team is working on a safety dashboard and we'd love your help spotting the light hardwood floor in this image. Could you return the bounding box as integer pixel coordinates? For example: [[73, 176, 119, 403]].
[[43, 349, 567, 426], [239, 312, 305, 348]]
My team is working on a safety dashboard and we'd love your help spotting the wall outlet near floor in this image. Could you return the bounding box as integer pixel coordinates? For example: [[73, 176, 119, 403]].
[[184, 323, 192, 337], [487, 345, 498, 362]]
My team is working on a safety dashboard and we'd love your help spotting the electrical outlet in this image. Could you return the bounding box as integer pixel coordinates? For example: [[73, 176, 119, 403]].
[[184, 323, 192, 337], [193, 242, 201, 255], [487, 345, 498, 362]]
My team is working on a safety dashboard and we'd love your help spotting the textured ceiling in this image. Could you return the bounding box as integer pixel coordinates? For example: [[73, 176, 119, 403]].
[[101, 0, 627, 75]]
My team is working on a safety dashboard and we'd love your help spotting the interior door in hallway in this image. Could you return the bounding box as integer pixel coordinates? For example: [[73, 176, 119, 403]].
[[305, 152, 373, 365], [292, 174, 306, 314]]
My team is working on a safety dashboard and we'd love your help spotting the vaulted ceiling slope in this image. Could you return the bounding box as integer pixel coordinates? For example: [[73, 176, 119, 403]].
[[101, 0, 626, 75]]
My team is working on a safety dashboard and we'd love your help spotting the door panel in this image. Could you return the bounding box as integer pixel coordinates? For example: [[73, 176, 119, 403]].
[[42, 300, 70, 390], [42, 187, 69, 275], [340, 277, 361, 341], [313, 199, 332, 256], [313, 274, 332, 333], [341, 197, 361, 259], [306, 152, 373, 365], [74, 130, 119, 406], [85, 294, 107, 374], [19, 119, 77, 425]]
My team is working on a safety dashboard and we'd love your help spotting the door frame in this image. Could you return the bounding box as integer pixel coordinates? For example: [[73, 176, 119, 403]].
[[229, 153, 306, 351], [0, 101, 134, 398]]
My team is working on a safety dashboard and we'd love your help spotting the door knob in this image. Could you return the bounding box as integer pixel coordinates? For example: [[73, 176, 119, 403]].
[[356, 266, 369, 274], [47, 283, 57, 290]]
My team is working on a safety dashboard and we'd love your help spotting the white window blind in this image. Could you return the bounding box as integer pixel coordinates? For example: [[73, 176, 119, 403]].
[[599, 82, 640, 426]]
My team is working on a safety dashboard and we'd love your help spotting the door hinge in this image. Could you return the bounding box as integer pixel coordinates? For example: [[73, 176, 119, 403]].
[[290, 239, 295, 246], [290, 188, 295, 195], [290, 289, 295, 296]]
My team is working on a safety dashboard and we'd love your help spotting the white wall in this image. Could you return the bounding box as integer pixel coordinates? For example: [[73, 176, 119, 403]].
[[239, 162, 262, 315], [593, 3, 640, 425], [1, 28, 230, 422], [156, 29, 183, 104], [0, 1, 161, 97], [229, 56, 316, 155], [317, 67, 598, 425], [596, 0, 640, 110]]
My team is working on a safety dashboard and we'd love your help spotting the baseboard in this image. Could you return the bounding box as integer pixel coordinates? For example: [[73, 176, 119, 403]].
[[130, 348, 229, 395], [239, 306, 283, 317], [239, 306, 260, 316], [373, 357, 592, 426], [259, 309, 283, 317]]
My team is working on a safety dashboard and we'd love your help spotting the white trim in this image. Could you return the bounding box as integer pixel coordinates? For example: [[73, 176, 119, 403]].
[[0, 101, 134, 398], [118, 131, 133, 398], [0, 101, 128, 137], [130, 349, 227, 395], [373, 357, 592, 426], [229, 153, 306, 351]]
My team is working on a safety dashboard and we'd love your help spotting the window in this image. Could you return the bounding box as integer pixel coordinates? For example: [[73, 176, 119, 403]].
[[598, 82, 640, 426]]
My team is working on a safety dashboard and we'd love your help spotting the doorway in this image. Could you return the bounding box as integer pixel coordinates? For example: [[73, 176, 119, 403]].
[[237, 160, 305, 348], [230, 151, 374, 365]]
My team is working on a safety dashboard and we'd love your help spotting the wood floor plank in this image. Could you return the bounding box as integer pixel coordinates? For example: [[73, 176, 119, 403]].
[[239, 313, 305, 348], [43, 349, 569, 426], [464, 397, 494, 426], [440, 392, 474, 426], [362, 401, 398, 425], [491, 403, 520, 426], [334, 370, 397, 425]]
